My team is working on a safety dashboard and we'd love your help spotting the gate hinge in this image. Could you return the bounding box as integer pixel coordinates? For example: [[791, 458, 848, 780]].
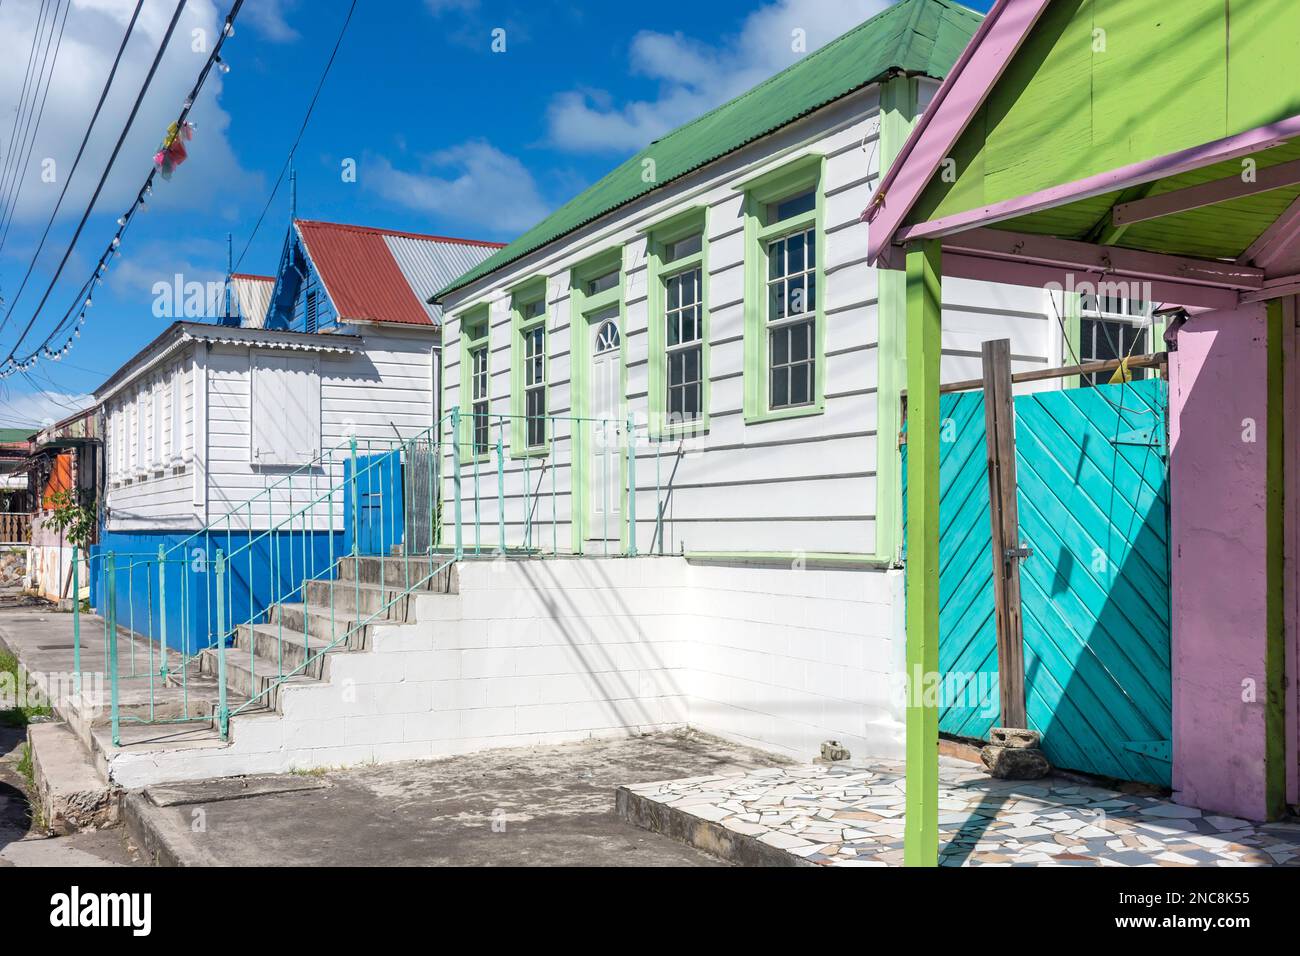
[[1113, 425, 1166, 454], [1121, 739, 1172, 762]]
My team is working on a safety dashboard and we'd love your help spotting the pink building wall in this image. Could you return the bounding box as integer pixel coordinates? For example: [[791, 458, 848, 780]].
[[1169, 303, 1293, 820]]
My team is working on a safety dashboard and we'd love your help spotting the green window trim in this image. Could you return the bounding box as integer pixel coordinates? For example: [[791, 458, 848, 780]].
[[456, 304, 492, 463], [568, 247, 628, 554], [509, 277, 549, 458], [646, 206, 710, 439], [739, 153, 827, 424], [1066, 295, 1167, 388]]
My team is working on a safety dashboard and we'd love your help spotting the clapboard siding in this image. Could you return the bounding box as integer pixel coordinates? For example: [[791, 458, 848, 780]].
[[439, 84, 1056, 556], [104, 326, 436, 532]]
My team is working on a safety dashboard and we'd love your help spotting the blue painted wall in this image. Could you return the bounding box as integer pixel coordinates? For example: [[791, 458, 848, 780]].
[[93, 528, 344, 655], [343, 451, 405, 557]]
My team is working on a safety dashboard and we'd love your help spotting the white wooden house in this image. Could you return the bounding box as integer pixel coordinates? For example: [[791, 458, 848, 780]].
[[433, 0, 1077, 563], [423, 0, 1098, 760], [92, 220, 501, 648]]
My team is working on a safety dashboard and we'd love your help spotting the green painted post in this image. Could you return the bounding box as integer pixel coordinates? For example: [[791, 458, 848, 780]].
[[106, 552, 120, 747], [904, 239, 942, 868], [496, 426, 506, 553], [626, 414, 637, 557], [214, 549, 229, 739], [71, 546, 81, 697], [450, 407, 463, 558], [157, 544, 168, 679]]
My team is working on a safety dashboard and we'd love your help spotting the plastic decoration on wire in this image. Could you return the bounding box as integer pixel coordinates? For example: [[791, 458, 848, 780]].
[[153, 120, 194, 180]]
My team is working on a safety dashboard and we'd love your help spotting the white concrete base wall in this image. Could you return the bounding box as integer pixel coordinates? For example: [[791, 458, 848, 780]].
[[108, 557, 905, 786], [684, 561, 905, 762], [25, 544, 81, 603]]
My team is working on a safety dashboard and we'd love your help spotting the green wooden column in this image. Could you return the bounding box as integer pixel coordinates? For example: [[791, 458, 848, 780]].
[[904, 239, 942, 867]]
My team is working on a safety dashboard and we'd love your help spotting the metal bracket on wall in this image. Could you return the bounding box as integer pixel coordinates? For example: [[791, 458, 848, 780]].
[[1004, 544, 1034, 563]]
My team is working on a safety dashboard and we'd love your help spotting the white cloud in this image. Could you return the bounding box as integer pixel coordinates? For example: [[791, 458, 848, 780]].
[[0, 0, 258, 227], [0, 384, 92, 428], [546, 0, 894, 153], [241, 0, 300, 43], [105, 235, 226, 300], [424, 0, 479, 15], [367, 140, 550, 236]]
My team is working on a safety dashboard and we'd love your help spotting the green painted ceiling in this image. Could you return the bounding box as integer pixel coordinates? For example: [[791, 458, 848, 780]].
[[908, 0, 1300, 265]]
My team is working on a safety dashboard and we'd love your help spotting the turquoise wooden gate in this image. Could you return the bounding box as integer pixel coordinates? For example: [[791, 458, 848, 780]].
[[904, 380, 1172, 786]]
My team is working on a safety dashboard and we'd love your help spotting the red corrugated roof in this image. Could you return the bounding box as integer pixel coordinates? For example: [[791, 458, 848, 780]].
[[295, 219, 505, 327], [296, 220, 432, 326]]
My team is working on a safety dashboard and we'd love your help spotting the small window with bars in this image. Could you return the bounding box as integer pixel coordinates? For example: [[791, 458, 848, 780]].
[[1078, 294, 1151, 386], [1079, 317, 1148, 386], [765, 216, 816, 410], [305, 290, 318, 334]]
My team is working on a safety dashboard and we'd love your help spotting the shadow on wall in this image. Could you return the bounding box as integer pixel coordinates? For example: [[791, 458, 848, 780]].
[[1017, 382, 1172, 788]]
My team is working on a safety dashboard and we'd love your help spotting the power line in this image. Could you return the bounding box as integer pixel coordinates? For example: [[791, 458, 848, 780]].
[[0, 0, 146, 330], [3, 0, 250, 375], [0, 0, 190, 368], [0, 0, 52, 214], [0, 0, 72, 253], [233, 0, 358, 274]]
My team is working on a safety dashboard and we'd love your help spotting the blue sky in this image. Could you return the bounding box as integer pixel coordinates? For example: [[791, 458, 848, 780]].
[[0, 0, 991, 428]]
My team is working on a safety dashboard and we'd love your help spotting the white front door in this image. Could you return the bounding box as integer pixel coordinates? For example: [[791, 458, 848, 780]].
[[587, 308, 622, 542]]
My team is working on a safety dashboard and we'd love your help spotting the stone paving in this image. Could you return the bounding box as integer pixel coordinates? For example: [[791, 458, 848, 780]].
[[622, 757, 1300, 866]]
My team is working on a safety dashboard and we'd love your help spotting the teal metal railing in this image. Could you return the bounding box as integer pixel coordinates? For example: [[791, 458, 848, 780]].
[[91, 408, 681, 746], [441, 407, 681, 558]]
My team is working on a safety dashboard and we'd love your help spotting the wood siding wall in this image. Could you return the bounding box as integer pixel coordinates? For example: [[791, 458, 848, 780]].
[[440, 86, 1056, 557]]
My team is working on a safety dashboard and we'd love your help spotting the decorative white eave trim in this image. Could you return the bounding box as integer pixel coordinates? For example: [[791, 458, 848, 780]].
[[179, 329, 358, 353], [94, 322, 362, 405]]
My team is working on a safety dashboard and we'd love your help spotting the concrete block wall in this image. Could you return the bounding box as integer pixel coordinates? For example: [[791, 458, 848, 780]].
[[684, 561, 906, 762], [108, 556, 904, 786]]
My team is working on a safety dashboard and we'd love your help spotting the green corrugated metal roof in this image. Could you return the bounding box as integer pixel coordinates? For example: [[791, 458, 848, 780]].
[[0, 428, 32, 444], [435, 0, 983, 299]]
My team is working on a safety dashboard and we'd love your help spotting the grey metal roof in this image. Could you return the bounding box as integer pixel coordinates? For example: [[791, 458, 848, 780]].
[[382, 234, 500, 326], [230, 274, 274, 328]]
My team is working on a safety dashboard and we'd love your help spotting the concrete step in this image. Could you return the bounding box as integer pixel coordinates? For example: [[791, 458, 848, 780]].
[[267, 602, 369, 647], [335, 555, 457, 592], [233, 621, 357, 680], [198, 645, 317, 707], [27, 720, 118, 835], [303, 579, 412, 622]]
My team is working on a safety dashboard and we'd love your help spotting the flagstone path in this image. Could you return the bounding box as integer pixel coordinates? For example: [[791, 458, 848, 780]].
[[620, 757, 1300, 866]]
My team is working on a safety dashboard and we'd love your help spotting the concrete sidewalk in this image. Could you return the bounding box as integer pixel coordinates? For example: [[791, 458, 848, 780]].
[[0, 724, 140, 867], [123, 730, 788, 866]]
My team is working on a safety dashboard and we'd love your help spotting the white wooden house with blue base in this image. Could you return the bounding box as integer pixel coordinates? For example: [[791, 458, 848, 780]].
[[92, 221, 501, 653]]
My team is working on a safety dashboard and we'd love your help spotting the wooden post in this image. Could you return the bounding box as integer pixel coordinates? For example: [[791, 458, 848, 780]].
[[904, 240, 941, 868], [981, 339, 1027, 729]]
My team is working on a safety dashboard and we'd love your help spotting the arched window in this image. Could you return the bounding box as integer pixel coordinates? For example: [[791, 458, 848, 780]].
[[594, 320, 620, 354]]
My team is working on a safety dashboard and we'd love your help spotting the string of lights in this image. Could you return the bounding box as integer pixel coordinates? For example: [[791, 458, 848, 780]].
[[0, 0, 248, 381]]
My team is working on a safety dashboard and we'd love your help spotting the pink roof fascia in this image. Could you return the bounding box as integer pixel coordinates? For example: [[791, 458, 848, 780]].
[[1241, 194, 1300, 272], [863, 0, 1052, 263]]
